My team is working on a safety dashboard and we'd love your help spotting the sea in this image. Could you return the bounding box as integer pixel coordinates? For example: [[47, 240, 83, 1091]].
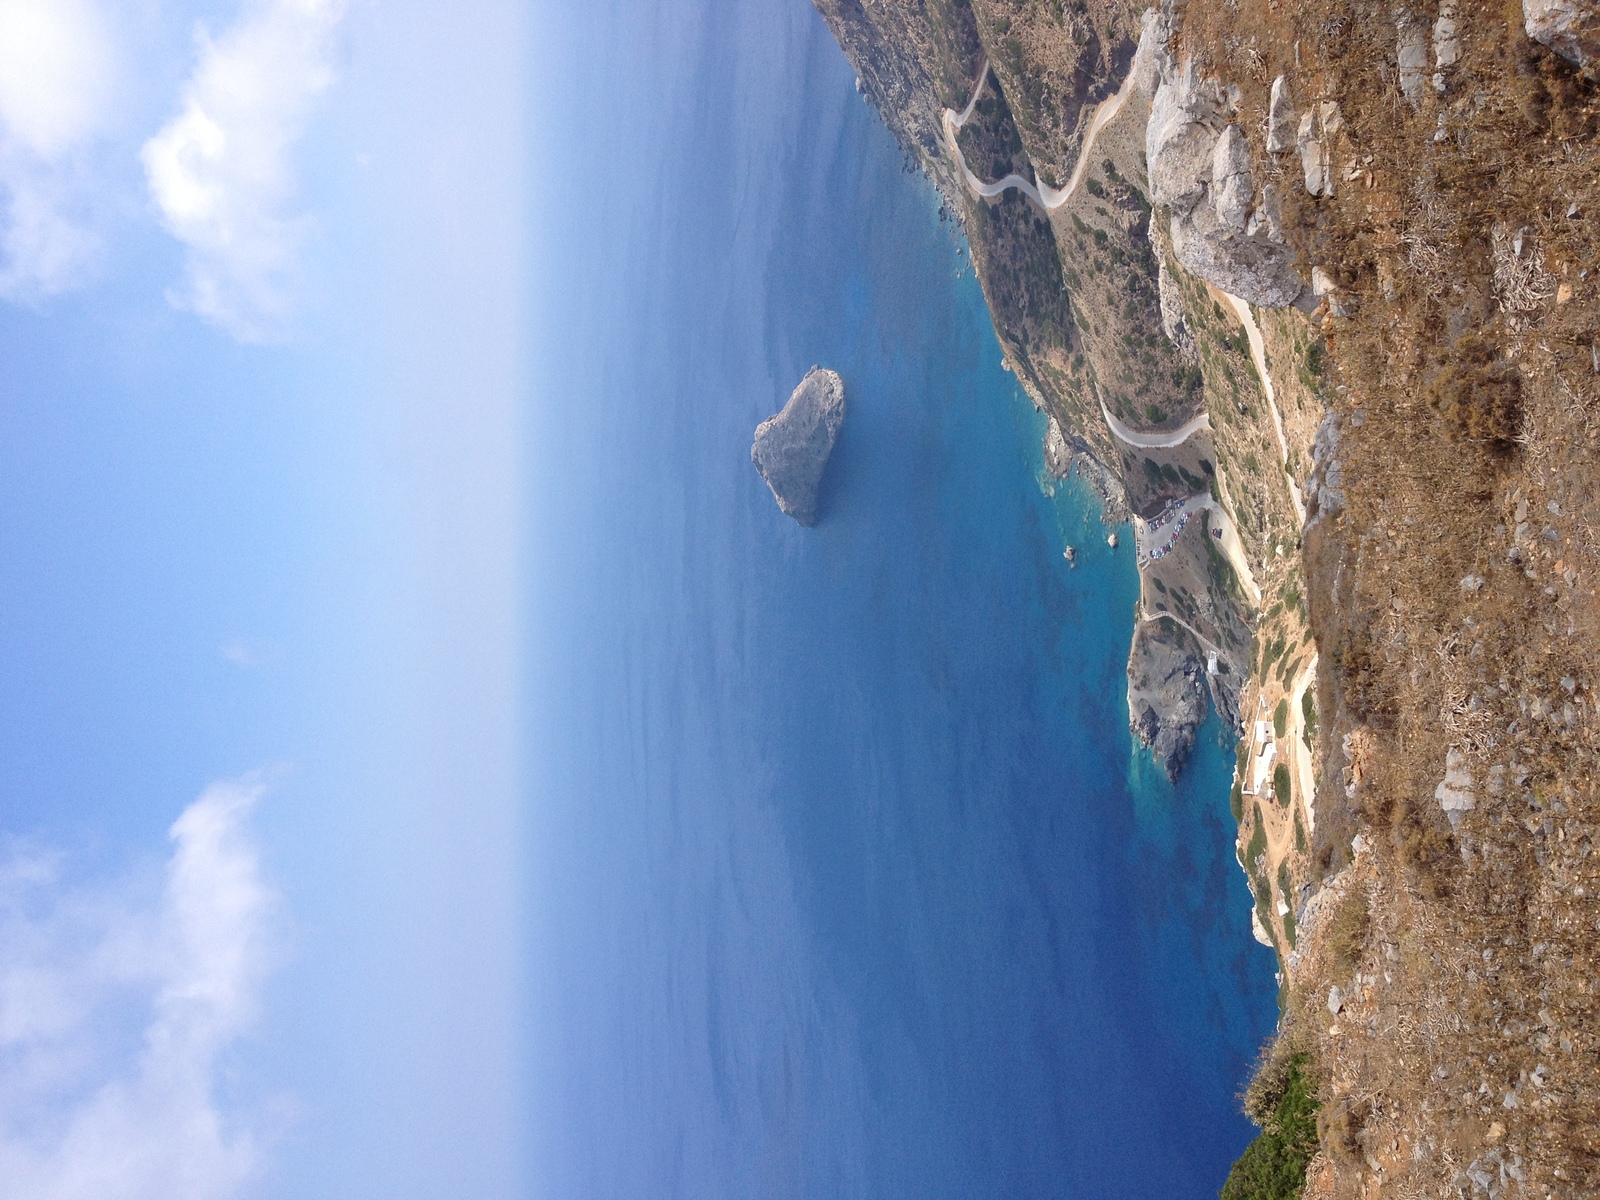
[[524, 1, 1279, 1195]]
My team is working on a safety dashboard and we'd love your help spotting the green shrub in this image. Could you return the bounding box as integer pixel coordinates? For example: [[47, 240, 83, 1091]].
[[1273, 699, 1288, 739], [1222, 1053, 1320, 1200], [1301, 690, 1318, 747], [1231, 779, 1244, 823], [1273, 763, 1291, 808]]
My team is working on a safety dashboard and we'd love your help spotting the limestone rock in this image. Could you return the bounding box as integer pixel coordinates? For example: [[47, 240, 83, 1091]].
[[1435, 746, 1477, 829], [1246, 183, 1287, 245], [1434, 5, 1462, 92], [1266, 75, 1296, 154], [1524, 0, 1600, 75], [1212, 125, 1253, 231], [1169, 207, 1306, 307], [1398, 16, 1431, 103], [1146, 59, 1221, 217], [751, 367, 845, 526], [1133, 8, 1170, 98], [1147, 57, 1305, 308], [1298, 111, 1331, 198]]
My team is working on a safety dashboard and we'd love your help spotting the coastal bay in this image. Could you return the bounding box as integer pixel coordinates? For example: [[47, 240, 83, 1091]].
[[526, 1, 1278, 1193]]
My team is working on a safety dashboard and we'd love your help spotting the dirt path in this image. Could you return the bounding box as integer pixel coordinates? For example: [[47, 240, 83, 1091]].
[[1221, 292, 1307, 527], [1137, 606, 1223, 661], [1286, 656, 1319, 835]]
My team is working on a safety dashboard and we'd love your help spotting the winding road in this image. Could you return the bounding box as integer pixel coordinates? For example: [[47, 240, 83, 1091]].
[[942, 44, 1146, 212], [943, 34, 1303, 595], [1100, 402, 1210, 449]]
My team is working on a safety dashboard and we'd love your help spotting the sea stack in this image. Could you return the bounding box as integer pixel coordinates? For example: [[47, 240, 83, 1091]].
[[751, 367, 845, 526]]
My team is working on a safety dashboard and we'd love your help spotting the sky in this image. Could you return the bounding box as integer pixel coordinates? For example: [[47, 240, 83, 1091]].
[[0, 1, 528, 1196]]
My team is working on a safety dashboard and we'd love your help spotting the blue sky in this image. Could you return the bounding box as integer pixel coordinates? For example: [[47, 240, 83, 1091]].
[[0, 2, 529, 1196]]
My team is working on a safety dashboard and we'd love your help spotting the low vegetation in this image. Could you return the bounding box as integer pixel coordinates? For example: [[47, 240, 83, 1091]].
[[1224, 1046, 1320, 1200]]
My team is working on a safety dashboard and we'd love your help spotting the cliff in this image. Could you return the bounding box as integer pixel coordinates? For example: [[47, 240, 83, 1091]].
[[814, 0, 1600, 1195]]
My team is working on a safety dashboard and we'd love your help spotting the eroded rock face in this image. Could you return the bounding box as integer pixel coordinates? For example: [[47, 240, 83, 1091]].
[[751, 367, 845, 526], [1146, 55, 1305, 308], [1524, 0, 1600, 75]]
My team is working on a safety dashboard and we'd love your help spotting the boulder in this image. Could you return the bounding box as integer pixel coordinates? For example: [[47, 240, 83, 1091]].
[[1524, 0, 1600, 75], [1146, 59, 1221, 216], [1170, 205, 1306, 307], [1246, 183, 1287, 245], [1133, 8, 1170, 98], [751, 367, 845, 525]]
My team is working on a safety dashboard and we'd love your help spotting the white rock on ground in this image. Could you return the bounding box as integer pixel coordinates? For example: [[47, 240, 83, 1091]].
[[1435, 746, 1477, 829], [1297, 111, 1331, 198], [1211, 125, 1253, 231], [1434, 4, 1461, 91], [1398, 15, 1431, 102]]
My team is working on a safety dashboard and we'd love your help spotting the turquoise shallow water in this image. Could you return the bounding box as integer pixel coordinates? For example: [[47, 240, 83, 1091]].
[[526, 2, 1278, 1195]]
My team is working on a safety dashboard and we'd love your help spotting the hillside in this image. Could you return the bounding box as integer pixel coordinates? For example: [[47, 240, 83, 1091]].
[[812, 0, 1600, 1195]]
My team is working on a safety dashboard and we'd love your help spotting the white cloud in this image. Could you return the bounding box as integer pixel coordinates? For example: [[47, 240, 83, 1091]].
[[219, 639, 279, 669], [0, 0, 115, 299], [142, 0, 346, 341], [0, 778, 280, 1200]]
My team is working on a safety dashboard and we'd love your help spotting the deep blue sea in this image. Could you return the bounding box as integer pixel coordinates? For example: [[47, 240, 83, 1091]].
[[525, 2, 1278, 1195]]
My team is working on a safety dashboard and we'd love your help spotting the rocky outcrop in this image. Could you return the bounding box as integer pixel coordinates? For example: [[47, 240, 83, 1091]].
[[1127, 619, 1210, 779], [1266, 76, 1296, 154], [751, 367, 846, 526], [1524, 0, 1600, 76], [1146, 56, 1305, 308], [1396, 12, 1431, 104]]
